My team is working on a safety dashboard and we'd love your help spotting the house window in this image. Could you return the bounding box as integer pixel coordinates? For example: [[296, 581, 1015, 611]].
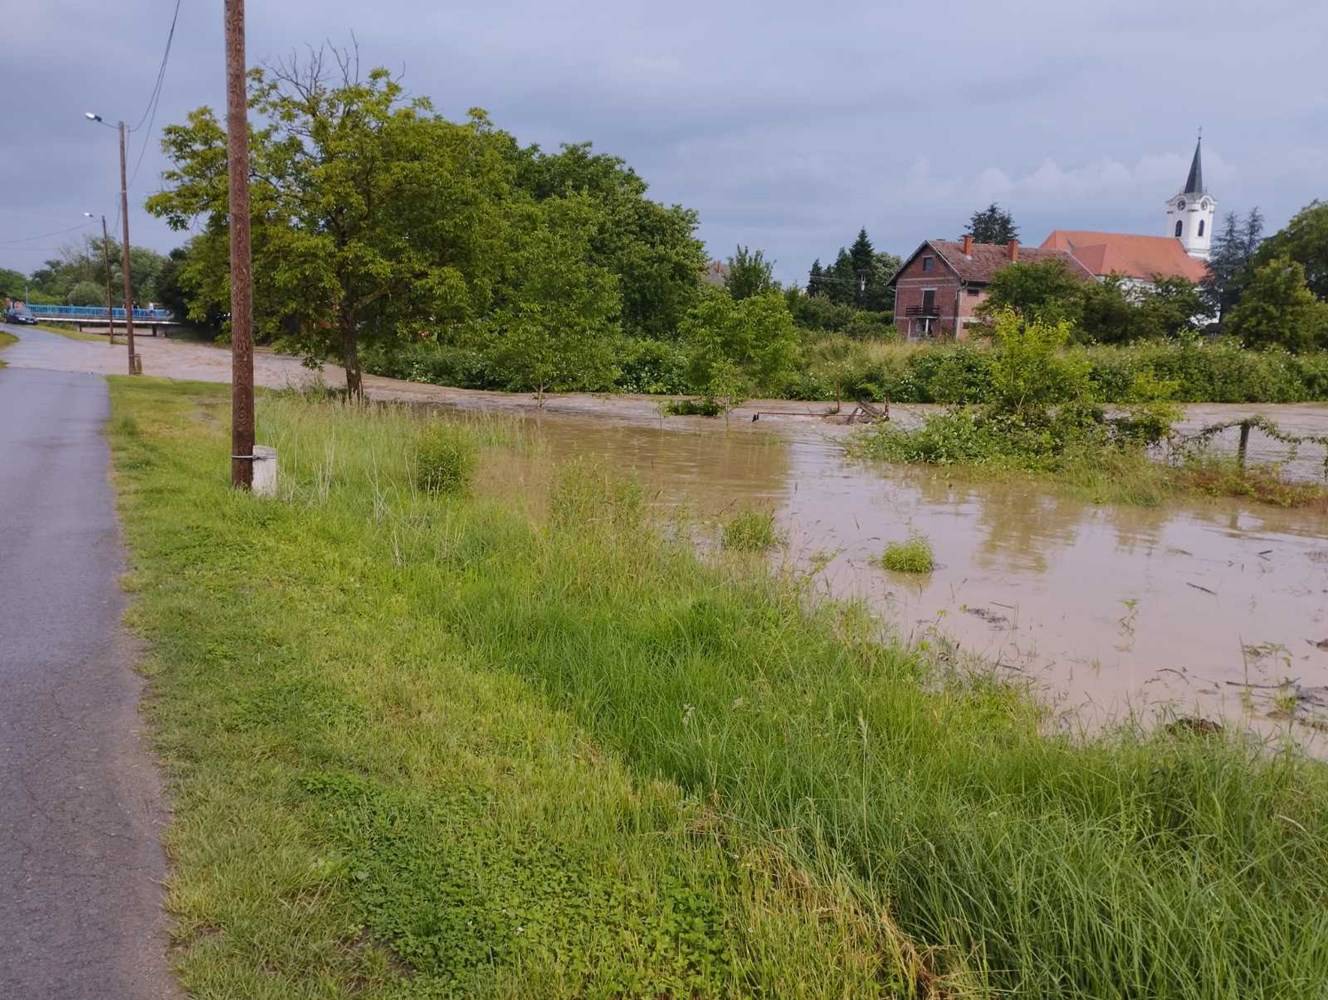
[[922, 256, 934, 272], [1174, 220, 1183, 238], [921, 289, 936, 315], [967, 287, 980, 296], [1198, 219, 1205, 237]]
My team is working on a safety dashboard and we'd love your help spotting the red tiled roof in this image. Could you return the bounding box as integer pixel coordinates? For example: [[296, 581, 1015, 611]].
[[1040, 231, 1209, 283], [926, 239, 1093, 284]]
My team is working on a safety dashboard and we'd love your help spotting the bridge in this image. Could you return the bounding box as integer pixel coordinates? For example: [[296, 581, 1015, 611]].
[[28, 303, 176, 322], [26, 303, 182, 338]]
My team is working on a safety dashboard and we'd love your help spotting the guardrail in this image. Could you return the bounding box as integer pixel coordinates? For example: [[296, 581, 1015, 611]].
[[25, 303, 175, 322]]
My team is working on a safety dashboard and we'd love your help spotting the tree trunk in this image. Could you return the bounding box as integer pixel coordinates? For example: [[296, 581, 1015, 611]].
[[340, 314, 363, 400]]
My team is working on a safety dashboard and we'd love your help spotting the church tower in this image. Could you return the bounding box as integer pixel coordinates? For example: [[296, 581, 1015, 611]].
[[1165, 136, 1215, 260]]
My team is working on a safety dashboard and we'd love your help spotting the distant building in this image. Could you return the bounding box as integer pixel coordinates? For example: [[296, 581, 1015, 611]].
[[888, 236, 1091, 339], [891, 137, 1214, 339], [701, 260, 728, 288]]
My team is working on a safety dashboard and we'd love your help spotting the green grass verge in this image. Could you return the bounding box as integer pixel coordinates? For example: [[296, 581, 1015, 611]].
[[0, 329, 15, 364], [111, 378, 1328, 999]]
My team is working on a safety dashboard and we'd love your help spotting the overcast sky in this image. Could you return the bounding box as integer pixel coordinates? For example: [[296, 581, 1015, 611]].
[[3, 0, 1325, 285]]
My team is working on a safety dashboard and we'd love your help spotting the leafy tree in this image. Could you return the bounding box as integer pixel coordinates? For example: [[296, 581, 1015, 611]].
[[0, 267, 28, 297], [483, 195, 621, 402], [1133, 277, 1203, 339], [1204, 208, 1263, 318], [1254, 200, 1328, 300], [148, 48, 512, 396], [977, 259, 1085, 326], [66, 280, 106, 306], [724, 245, 775, 300], [1224, 256, 1328, 352], [986, 309, 1091, 417], [965, 203, 1019, 244], [1077, 277, 1137, 344], [681, 289, 800, 404], [510, 141, 706, 339], [26, 237, 165, 305]]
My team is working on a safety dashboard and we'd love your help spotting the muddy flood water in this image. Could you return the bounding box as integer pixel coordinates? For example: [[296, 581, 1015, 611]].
[[501, 411, 1328, 745]]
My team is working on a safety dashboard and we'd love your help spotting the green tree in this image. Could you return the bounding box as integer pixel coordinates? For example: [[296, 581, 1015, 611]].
[[66, 280, 105, 306], [986, 309, 1091, 416], [978, 259, 1084, 326], [965, 203, 1019, 244], [1204, 208, 1263, 319], [0, 267, 28, 297], [483, 195, 622, 402], [26, 237, 165, 304], [511, 141, 706, 339], [1133, 277, 1203, 339], [148, 50, 512, 396], [724, 245, 775, 300], [681, 289, 800, 404], [1224, 256, 1328, 352], [1253, 200, 1328, 300]]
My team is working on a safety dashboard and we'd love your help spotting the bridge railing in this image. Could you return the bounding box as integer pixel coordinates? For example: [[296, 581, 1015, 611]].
[[26, 303, 176, 322]]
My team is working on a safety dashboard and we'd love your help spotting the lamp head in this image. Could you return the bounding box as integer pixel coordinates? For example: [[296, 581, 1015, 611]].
[[84, 112, 102, 122]]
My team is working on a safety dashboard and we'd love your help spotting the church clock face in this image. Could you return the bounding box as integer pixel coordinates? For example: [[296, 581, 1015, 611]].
[[1176, 199, 1186, 209]]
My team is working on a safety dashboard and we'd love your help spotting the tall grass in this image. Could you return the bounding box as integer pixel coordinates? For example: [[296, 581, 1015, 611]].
[[111, 379, 1328, 999]]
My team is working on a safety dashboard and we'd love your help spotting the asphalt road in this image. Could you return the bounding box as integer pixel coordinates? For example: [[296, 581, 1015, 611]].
[[0, 358, 176, 999]]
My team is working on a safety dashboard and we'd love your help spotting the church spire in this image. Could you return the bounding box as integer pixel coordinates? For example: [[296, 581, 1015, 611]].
[[1183, 133, 1204, 195]]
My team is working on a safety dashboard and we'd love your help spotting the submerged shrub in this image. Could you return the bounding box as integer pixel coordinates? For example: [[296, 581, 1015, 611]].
[[415, 425, 476, 495], [721, 509, 780, 552], [663, 398, 725, 417], [879, 535, 934, 573]]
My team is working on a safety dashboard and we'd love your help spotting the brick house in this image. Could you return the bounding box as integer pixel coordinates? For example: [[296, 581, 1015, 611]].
[[888, 236, 1092, 340]]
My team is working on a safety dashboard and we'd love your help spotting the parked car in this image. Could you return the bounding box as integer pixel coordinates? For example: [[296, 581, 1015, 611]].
[[4, 304, 38, 325]]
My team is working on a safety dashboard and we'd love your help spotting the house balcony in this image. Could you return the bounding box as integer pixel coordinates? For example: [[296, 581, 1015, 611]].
[[904, 304, 941, 318]]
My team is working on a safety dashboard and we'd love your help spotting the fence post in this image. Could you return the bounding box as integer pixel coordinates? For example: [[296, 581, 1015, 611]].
[[1237, 421, 1251, 470]]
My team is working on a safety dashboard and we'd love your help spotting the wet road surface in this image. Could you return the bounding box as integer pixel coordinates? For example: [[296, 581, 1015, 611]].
[[0, 364, 176, 999]]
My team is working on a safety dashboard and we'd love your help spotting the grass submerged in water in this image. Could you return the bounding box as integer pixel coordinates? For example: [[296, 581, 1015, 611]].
[[110, 378, 1328, 999]]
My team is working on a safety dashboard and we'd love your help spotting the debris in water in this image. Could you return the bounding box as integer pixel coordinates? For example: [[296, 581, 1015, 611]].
[[1165, 717, 1223, 737], [1187, 582, 1218, 595]]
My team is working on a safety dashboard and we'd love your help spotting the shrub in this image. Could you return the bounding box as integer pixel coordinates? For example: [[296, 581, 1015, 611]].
[[616, 338, 689, 395], [662, 398, 725, 417], [721, 509, 780, 552], [879, 535, 934, 573], [415, 426, 476, 495]]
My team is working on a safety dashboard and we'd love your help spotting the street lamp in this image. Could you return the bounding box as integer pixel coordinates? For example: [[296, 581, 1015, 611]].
[[83, 110, 138, 373], [83, 212, 116, 344]]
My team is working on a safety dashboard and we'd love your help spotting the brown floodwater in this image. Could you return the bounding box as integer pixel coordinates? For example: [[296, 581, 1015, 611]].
[[506, 411, 1328, 744]]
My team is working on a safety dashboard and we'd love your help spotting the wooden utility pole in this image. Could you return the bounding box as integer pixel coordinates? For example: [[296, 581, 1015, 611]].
[[117, 120, 137, 373], [99, 215, 115, 344], [225, 0, 255, 489]]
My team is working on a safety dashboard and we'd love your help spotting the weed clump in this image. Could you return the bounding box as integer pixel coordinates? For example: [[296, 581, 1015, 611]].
[[416, 425, 476, 495], [663, 397, 725, 417], [880, 535, 934, 573], [721, 509, 781, 552]]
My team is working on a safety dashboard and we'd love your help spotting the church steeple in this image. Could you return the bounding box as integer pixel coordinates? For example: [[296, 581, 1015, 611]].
[[1165, 131, 1215, 261], [1183, 135, 1204, 195]]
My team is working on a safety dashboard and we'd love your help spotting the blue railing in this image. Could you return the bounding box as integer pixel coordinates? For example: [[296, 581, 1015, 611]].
[[26, 303, 175, 322]]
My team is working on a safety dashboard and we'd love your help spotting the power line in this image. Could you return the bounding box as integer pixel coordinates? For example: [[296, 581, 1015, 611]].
[[0, 221, 97, 246], [127, 0, 185, 190]]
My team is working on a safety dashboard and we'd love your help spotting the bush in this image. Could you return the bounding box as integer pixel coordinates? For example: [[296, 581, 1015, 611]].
[[415, 425, 476, 495], [880, 535, 934, 573], [662, 398, 725, 417], [721, 509, 780, 552], [616, 339, 689, 395]]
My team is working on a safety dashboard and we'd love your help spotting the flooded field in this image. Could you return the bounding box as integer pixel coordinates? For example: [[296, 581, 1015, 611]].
[[6, 322, 1328, 738], [500, 411, 1328, 743]]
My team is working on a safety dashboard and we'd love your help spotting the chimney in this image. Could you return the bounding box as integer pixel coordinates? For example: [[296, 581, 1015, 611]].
[[1007, 239, 1020, 262], [961, 234, 973, 255]]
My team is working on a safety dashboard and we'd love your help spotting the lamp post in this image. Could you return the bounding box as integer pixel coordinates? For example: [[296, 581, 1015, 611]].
[[83, 212, 116, 344], [84, 112, 138, 373]]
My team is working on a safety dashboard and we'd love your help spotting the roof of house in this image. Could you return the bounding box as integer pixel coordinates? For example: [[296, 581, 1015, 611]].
[[1039, 230, 1209, 283], [889, 239, 1093, 287]]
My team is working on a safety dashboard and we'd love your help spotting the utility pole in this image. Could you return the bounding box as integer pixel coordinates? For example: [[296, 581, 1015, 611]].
[[117, 121, 137, 374], [225, 0, 255, 489], [91, 214, 115, 344]]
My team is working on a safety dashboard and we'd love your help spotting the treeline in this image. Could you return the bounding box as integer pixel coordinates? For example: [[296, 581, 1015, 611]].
[[0, 239, 186, 310]]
